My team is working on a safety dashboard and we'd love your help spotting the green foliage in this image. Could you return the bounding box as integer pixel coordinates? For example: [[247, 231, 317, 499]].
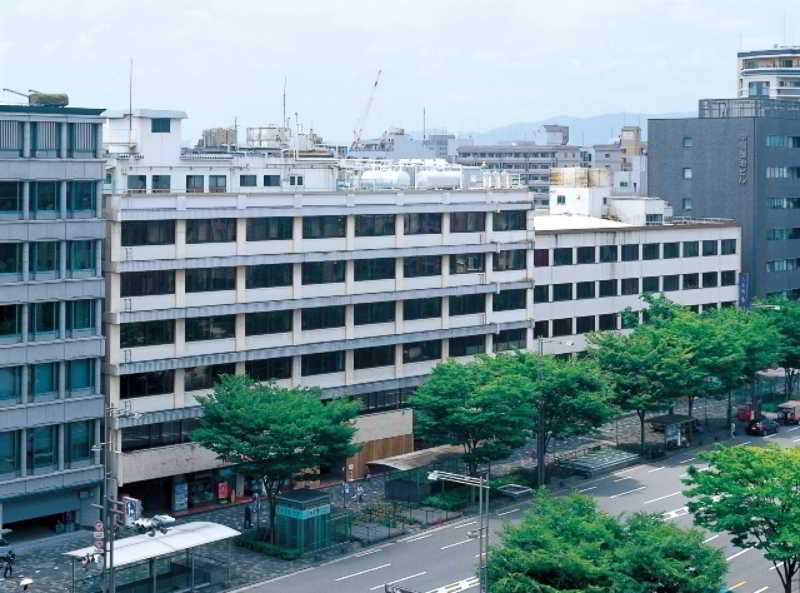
[[422, 487, 472, 510], [235, 528, 302, 560], [758, 298, 800, 395], [192, 375, 361, 543], [488, 492, 725, 593], [684, 445, 800, 593], [489, 468, 539, 491]]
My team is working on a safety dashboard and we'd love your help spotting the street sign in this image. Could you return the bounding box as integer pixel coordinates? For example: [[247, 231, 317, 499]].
[[738, 272, 751, 310]]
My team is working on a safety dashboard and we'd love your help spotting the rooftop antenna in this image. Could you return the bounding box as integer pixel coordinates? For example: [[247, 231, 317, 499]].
[[282, 76, 287, 129], [233, 116, 238, 152], [423, 107, 426, 142], [294, 111, 299, 160], [783, 10, 787, 45], [128, 57, 133, 146]]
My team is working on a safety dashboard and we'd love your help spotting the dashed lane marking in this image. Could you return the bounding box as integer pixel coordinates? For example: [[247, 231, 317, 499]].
[[644, 491, 681, 505], [734, 441, 753, 447], [453, 521, 477, 529], [497, 508, 520, 517], [752, 586, 769, 593], [609, 486, 646, 499], [441, 539, 473, 550], [726, 548, 752, 562], [334, 563, 391, 582], [662, 506, 689, 521], [647, 466, 665, 473], [729, 581, 746, 590], [369, 572, 427, 591], [703, 534, 720, 543], [578, 486, 597, 493], [681, 457, 697, 464]]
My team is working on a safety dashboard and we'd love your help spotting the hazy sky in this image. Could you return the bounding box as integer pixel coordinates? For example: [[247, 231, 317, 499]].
[[0, 0, 796, 143]]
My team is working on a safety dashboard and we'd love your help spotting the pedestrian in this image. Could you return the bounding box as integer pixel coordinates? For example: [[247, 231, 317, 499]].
[[3, 556, 12, 579], [356, 485, 365, 504], [244, 503, 252, 530], [730, 421, 736, 438]]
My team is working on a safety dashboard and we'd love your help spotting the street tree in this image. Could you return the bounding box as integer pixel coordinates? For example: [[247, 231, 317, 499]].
[[192, 375, 361, 542], [486, 352, 615, 485], [412, 357, 533, 476], [759, 298, 800, 396], [488, 492, 726, 593], [684, 445, 800, 593]]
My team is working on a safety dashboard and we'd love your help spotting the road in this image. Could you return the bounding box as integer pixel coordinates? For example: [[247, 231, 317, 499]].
[[238, 427, 800, 593]]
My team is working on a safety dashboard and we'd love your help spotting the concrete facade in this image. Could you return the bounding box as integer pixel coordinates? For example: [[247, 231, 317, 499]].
[[0, 104, 105, 531], [648, 98, 800, 298]]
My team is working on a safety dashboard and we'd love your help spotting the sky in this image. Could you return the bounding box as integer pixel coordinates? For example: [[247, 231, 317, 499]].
[[0, 0, 796, 144]]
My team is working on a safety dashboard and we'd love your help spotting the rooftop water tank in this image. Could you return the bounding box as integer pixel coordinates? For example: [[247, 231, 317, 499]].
[[360, 169, 411, 190], [416, 169, 462, 190]]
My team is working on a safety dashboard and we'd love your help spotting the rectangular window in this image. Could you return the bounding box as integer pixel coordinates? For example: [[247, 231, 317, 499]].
[[721, 239, 736, 255], [186, 219, 236, 243], [186, 315, 236, 341], [599, 245, 618, 263], [404, 297, 442, 320], [0, 243, 21, 279], [552, 318, 573, 337], [663, 275, 680, 291], [576, 281, 595, 299], [683, 198, 693, 211], [354, 301, 395, 325], [65, 421, 92, 467], [27, 425, 56, 474], [355, 214, 395, 237], [355, 258, 395, 281], [0, 182, 22, 216], [302, 351, 345, 376], [576, 246, 595, 264], [533, 249, 550, 267], [67, 240, 96, 275], [0, 366, 22, 405], [493, 210, 526, 231], [643, 276, 660, 292], [289, 175, 303, 186], [404, 213, 442, 235], [643, 243, 660, 260], [239, 175, 257, 187], [702, 271, 718, 288], [29, 241, 59, 277], [120, 370, 174, 399], [533, 284, 549, 303], [450, 212, 485, 233], [683, 273, 700, 290], [621, 244, 639, 261], [263, 175, 280, 187], [66, 299, 94, 334], [576, 315, 595, 334], [449, 294, 485, 316], [31, 181, 58, 217], [403, 340, 441, 363], [186, 175, 204, 193], [494, 288, 526, 311], [303, 216, 346, 239], [120, 320, 174, 348], [66, 359, 94, 394], [494, 328, 526, 352], [120, 270, 174, 297], [553, 248, 573, 266], [645, 214, 663, 225], [122, 220, 175, 246], [29, 301, 58, 337], [490, 248, 525, 271], [302, 261, 345, 284], [302, 305, 345, 330], [186, 267, 236, 292], [403, 255, 441, 278], [450, 335, 485, 357], [247, 357, 292, 382], [127, 175, 146, 192], [208, 175, 227, 193], [621, 278, 639, 295], [245, 263, 293, 289], [599, 279, 618, 297], [0, 121, 23, 157], [702, 240, 718, 256], [0, 304, 21, 339], [354, 345, 395, 370], [246, 217, 293, 241], [552, 283, 573, 301], [245, 310, 292, 335], [598, 313, 617, 331], [68, 122, 97, 157], [152, 175, 170, 192], [683, 241, 699, 257], [721, 270, 736, 286], [185, 363, 235, 392], [683, 167, 693, 179], [0, 430, 20, 475], [30, 362, 58, 401], [68, 181, 96, 215], [534, 320, 549, 339], [682, 136, 694, 148], [151, 118, 171, 133], [663, 242, 679, 259], [450, 253, 484, 274]]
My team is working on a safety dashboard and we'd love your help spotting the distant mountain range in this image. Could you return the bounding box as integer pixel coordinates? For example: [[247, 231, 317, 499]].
[[417, 112, 695, 147]]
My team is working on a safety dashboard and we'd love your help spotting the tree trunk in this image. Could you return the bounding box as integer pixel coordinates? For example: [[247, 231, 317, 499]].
[[687, 396, 694, 418], [267, 493, 278, 544], [536, 430, 546, 488], [637, 410, 646, 453], [727, 390, 733, 428]]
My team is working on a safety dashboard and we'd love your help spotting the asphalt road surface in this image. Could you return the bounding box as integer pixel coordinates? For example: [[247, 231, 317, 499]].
[[237, 427, 800, 593]]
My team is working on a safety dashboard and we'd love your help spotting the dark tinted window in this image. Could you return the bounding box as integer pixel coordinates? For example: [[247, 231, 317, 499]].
[[493, 250, 526, 271], [553, 248, 573, 266], [643, 276, 660, 292], [683, 241, 699, 257], [552, 283, 573, 301], [702, 271, 718, 288], [494, 289, 526, 311], [303, 216, 346, 239], [404, 298, 442, 320], [185, 363, 235, 391], [576, 315, 595, 334], [663, 242, 680, 258], [552, 318, 572, 337], [450, 253, 484, 274], [599, 279, 618, 297], [702, 240, 718, 256], [246, 263, 293, 288], [355, 214, 395, 237], [643, 243, 660, 260], [354, 301, 395, 325], [247, 357, 292, 381], [576, 281, 595, 299], [450, 212, 485, 233], [121, 221, 175, 246], [186, 267, 236, 292], [245, 310, 292, 335], [120, 370, 174, 399], [404, 256, 441, 277], [449, 335, 485, 357], [449, 294, 485, 316], [403, 340, 441, 363], [721, 239, 736, 255], [120, 270, 174, 297], [302, 351, 345, 376], [599, 245, 618, 263], [533, 249, 550, 267], [682, 273, 700, 289], [721, 270, 736, 286], [302, 261, 345, 284], [577, 246, 595, 264], [302, 306, 345, 330], [354, 345, 395, 369], [186, 219, 236, 243], [621, 278, 639, 295], [493, 210, 526, 231], [120, 320, 174, 348], [621, 244, 639, 261], [404, 213, 442, 234], [663, 275, 679, 291], [246, 218, 292, 241], [354, 258, 395, 281], [185, 315, 236, 341]]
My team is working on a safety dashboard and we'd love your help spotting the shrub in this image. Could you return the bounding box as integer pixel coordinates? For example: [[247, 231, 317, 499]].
[[234, 528, 302, 560], [422, 487, 472, 510]]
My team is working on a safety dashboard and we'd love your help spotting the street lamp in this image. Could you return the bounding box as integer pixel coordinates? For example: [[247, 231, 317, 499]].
[[535, 337, 574, 487], [428, 471, 490, 593]]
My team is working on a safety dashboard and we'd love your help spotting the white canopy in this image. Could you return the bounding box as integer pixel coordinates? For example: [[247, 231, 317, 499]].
[[64, 521, 240, 569]]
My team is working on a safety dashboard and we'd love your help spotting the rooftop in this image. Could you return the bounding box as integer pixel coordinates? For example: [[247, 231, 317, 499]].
[[456, 144, 583, 153], [0, 104, 105, 116], [533, 214, 632, 231], [738, 46, 800, 58], [104, 108, 187, 120]]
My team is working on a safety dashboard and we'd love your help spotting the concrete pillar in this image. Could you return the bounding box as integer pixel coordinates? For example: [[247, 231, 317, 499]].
[[345, 260, 354, 294], [21, 303, 28, 343], [395, 213, 405, 248], [21, 242, 29, 282], [486, 293, 494, 323], [58, 424, 65, 471], [485, 333, 494, 354], [485, 209, 494, 234], [95, 298, 103, 336], [58, 360, 66, 399], [20, 363, 29, 404], [441, 212, 450, 242], [292, 216, 303, 252], [95, 123, 104, 159], [441, 254, 450, 288], [394, 301, 404, 335], [175, 220, 187, 260], [94, 357, 102, 393], [93, 420, 101, 465], [345, 349, 354, 385], [395, 257, 404, 292], [345, 215, 355, 251], [175, 270, 186, 308], [441, 295, 450, 330], [59, 300, 66, 339], [95, 239, 103, 277], [345, 305, 354, 340], [292, 310, 302, 344], [236, 266, 246, 303], [291, 356, 302, 387], [22, 122, 31, 158], [394, 343, 404, 378], [60, 122, 68, 158], [95, 181, 103, 218], [235, 361, 245, 376], [526, 327, 534, 351], [292, 263, 302, 299], [21, 181, 29, 220], [19, 429, 27, 477], [175, 319, 186, 357], [235, 313, 246, 350], [60, 239, 68, 279], [174, 368, 186, 408], [60, 180, 68, 219], [441, 337, 449, 360]]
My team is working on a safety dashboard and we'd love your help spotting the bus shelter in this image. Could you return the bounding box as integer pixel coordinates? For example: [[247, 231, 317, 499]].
[[64, 521, 240, 593]]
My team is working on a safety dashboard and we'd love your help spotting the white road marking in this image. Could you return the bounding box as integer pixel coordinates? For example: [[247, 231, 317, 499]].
[[792, 437, 800, 443], [726, 548, 752, 562], [703, 534, 720, 543], [453, 521, 477, 529], [681, 457, 697, 464], [613, 465, 645, 476], [369, 572, 427, 591], [734, 441, 752, 447], [403, 533, 434, 543], [770, 565, 778, 570], [647, 466, 665, 473], [764, 434, 776, 438], [613, 477, 633, 482], [355, 548, 384, 557], [226, 567, 315, 591], [610, 486, 646, 499], [335, 563, 391, 582], [788, 426, 800, 431], [578, 486, 597, 493], [497, 508, 520, 517], [662, 506, 690, 521], [752, 587, 769, 593], [441, 539, 473, 550], [729, 581, 747, 590], [644, 491, 681, 505], [426, 576, 479, 593]]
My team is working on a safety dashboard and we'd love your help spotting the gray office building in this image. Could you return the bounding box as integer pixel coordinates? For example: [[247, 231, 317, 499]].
[[0, 101, 105, 533], [649, 98, 800, 299]]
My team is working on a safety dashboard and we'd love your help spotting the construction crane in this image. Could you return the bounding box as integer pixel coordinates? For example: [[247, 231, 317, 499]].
[[351, 69, 382, 151]]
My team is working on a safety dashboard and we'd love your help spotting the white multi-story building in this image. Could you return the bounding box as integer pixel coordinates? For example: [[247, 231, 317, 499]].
[[102, 109, 535, 513], [737, 46, 800, 100]]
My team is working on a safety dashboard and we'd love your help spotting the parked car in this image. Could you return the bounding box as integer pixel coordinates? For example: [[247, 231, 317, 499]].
[[746, 418, 779, 436]]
